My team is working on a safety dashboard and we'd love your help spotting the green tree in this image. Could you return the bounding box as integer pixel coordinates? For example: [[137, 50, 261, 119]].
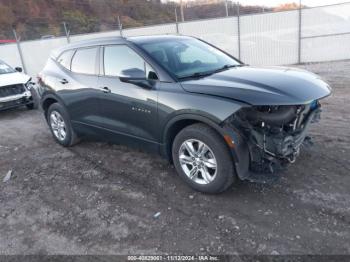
[[0, 4, 15, 38], [62, 10, 99, 35]]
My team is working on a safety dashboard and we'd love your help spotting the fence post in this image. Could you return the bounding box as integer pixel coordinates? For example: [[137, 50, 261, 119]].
[[175, 8, 179, 34], [225, 0, 229, 17], [118, 16, 123, 37], [298, 0, 302, 64], [180, 0, 185, 22], [12, 29, 27, 74], [237, 2, 241, 60], [63, 22, 70, 43]]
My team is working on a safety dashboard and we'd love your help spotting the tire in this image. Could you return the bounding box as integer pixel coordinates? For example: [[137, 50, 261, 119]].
[[26, 103, 35, 110], [172, 123, 236, 194], [47, 103, 79, 147], [26, 87, 40, 110]]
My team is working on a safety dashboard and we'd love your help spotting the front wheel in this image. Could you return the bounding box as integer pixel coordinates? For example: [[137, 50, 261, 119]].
[[172, 123, 236, 194], [26, 103, 35, 110], [26, 87, 40, 110]]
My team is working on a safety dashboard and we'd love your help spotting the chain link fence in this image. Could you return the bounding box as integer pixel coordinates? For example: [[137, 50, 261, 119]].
[[1, 1, 350, 76]]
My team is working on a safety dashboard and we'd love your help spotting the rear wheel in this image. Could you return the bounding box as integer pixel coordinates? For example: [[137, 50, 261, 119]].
[[172, 123, 236, 193], [47, 103, 79, 147]]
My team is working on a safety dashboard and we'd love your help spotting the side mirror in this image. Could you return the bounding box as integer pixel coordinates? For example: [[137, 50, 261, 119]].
[[120, 68, 146, 80], [148, 71, 158, 80], [120, 78, 154, 90], [120, 68, 154, 89], [15, 67, 23, 73]]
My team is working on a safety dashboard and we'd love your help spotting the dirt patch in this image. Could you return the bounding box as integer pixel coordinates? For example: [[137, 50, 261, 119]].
[[0, 60, 349, 255]]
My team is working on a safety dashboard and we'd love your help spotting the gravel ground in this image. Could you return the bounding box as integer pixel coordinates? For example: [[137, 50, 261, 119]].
[[0, 60, 349, 255]]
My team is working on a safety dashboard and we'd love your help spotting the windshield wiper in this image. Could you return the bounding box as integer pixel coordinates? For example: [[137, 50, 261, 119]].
[[178, 64, 245, 81], [212, 64, 244, 74], [178, 71, 216, 80]]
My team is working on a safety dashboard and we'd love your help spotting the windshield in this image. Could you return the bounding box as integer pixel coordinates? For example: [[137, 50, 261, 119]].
[[139, 38, 241, 80], [0, 61, 15, 75]]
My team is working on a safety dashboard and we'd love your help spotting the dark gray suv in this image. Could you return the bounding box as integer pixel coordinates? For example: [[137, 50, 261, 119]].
[[39, 35, 331, 193]]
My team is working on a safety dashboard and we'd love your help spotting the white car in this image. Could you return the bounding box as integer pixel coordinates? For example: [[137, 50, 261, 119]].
[[0, 60, 38, 111]]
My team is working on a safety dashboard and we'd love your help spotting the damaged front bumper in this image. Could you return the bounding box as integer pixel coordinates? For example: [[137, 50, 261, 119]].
[[223, 102, 322, 183], [0, 90, 32, 111], [251, 107, 320, 164]]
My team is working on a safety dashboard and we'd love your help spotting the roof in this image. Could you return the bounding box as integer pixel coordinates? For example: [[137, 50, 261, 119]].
[[51, 36, 125, 59], [51, 35, 193, 59], [127, 34, 193, 44]]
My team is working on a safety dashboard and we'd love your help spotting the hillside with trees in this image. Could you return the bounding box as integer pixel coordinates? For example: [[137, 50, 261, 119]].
[[0, 0, 178, 40], [0, 0, 294, 41]]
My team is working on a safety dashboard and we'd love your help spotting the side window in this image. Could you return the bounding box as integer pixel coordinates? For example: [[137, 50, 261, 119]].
[[57, 50, 74, 70], [71, 47, 98, 75], [104, 45, 157, 79]]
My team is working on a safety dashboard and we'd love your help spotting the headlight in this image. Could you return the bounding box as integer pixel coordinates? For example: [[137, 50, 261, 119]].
[[25, 79, 34, 90]]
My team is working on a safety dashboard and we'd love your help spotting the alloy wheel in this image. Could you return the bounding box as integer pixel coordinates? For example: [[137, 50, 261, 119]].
[[178, 139, 217, 185], [50, 110, 67, 141]]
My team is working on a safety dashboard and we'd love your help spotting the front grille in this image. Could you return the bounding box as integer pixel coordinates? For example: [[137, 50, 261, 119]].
[[0, 84, 25, 98]]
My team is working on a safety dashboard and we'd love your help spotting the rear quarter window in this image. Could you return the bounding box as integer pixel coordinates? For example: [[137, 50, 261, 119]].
[[71, 47, 98, 75], [57, 50, 74, 70]]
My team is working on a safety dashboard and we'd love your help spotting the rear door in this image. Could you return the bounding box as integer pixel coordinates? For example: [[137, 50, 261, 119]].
[[97, 44, 159, 148], [57, 46, 102, 129]]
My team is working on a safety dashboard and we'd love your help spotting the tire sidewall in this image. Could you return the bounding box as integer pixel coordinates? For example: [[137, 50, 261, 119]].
[[29, 87, 40, 109], [26, 103, 34, 110], [172, 125, 235, 193], [47, 103, 73, 147]]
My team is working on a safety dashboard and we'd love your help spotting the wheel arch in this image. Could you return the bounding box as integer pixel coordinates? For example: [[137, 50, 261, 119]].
[[161, 114, 232, 162], [41, 93, 65, 119]]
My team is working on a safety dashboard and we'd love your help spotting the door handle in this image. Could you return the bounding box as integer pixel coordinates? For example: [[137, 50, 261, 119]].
[[60, 79, 69, 84], [100, 86, 111, 93]]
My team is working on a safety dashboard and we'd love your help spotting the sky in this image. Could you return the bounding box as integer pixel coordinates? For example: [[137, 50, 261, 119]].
[[166, 0, 349, 7]]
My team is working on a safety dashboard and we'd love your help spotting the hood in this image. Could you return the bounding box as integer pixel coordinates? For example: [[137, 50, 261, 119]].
[[0, 72, 30, 87], [180, 66, 331, 105]]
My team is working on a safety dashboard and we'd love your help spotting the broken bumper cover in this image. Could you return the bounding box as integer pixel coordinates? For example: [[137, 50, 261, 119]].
[[255, 107, 321, 161], [0, 90, 32, 110], [223, 104, 322, 183]]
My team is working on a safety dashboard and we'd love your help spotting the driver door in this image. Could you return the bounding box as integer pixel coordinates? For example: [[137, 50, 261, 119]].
[[97, 45, 159, 148]]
